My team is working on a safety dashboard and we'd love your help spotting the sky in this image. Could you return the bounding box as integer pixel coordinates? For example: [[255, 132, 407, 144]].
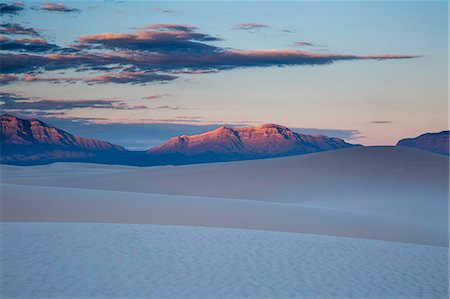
[[1, 0, 448, 149]]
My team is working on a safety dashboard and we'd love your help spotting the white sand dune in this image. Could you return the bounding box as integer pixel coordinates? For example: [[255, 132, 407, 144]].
[[1, 146, 448, 246], [1, 222, 448, 298]]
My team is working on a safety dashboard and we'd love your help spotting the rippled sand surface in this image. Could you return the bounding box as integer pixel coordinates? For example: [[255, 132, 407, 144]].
[[2, 222, 448, 298]]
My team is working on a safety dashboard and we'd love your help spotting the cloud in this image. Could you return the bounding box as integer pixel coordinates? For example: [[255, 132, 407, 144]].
[[0, 3, 24, 14], [232, 23, 269, 31], [76, 26, 220, 53], [0, 37, 59, 52], [23, 71, 176, 85], [88, 72, 176, 84], [370, 121, 393, 124], [147, 8, 175, 14], [1, 48, 420, 77], [0, 92, 148, 111], [152, 105, 180, 110], [39, 2, 80, 13], [0, 23, 40, 36], [144, 24, 195, 32], [142, 94, 170, 100], [0, 74, 19, 85], [1, 24, 421, 85], [293, 41, 315, 47]]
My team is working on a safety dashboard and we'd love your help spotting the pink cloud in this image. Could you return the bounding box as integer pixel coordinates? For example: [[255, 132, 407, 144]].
[[142, 94, 170, 100], [14, 38, 48, 44], [0, 74, 19, 85], [23, 71, 176, 85], [76, 26, 220, 52], [0, 23, 40, 36], [40, 2, 80, 12]]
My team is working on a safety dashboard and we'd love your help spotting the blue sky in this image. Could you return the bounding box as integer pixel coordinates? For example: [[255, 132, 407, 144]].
[[1, 1, 448, 148]]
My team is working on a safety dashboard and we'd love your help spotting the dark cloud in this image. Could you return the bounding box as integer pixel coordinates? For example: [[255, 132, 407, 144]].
[[39, 2, 80, 13], [1, 24, 421, 85], [0, 37, 59, 52], [293, 41, 315, 47], [0, 23, 40, 36], [0, 2, 24, 14], [0, 92, 148, 111], [76, 26, 220, 53], [1, 49, 421, 77], [144, 24, 194, 32], [232, 23, 269, 31], [370, 121, 393, 124]]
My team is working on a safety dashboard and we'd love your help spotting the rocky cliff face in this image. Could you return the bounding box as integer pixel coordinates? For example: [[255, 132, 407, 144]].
[[148, 123, 358, 159], [1, 114, 125, 163], [397, 131, 449, 155]]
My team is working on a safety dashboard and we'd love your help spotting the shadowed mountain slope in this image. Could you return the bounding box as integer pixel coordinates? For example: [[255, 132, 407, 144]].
[[397, 131, 449, 155], [1, 114, 126, 164]]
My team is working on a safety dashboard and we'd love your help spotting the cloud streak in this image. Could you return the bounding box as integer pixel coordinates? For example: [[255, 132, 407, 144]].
[[0, 23, 40, 36], [39, 2, 80, 13], [293, 41, 315, 47], [1, 48, 420, 76], [142, 94, 171, 100], [22, 71, 176, 85], [0, 92, 148, 111], [147, 8, 175, 14], [370, 121, 393, 124], [232, 23, 269, 31]]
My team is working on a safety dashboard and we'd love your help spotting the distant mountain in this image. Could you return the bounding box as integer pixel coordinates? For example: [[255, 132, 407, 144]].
[[148, 124, 359, 163], [397, 131, 449, 155], [0, 115, 360, 166], [1, 114, 126, 164]]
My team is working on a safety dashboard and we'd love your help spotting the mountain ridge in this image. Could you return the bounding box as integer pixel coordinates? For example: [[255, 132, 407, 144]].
[[397, 131, 449, 155], [1, 114, 126, 163], [2, 113, 448, 165], [149, 123, 358, 159]]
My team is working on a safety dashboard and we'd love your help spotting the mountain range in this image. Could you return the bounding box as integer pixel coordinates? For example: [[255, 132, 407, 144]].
[[149, 124, 357, 160], [0, 114, 448, 165], [1, 114, 125, 164], [397, 131, 449, 155]]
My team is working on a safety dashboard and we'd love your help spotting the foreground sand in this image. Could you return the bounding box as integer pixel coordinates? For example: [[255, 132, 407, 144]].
[[2, 222, 448, 298], [1, 146, 448, 298], [1, 146, 448, 246]]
